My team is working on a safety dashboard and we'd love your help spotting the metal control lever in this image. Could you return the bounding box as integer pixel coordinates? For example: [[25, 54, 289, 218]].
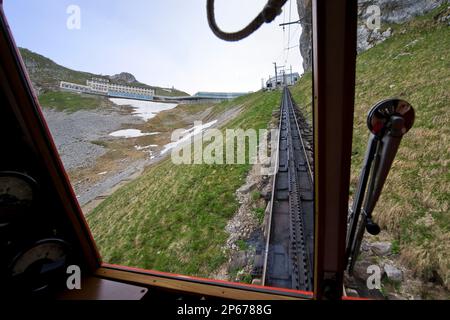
[[363, 116, 405, 227], [346, 99, 415, 274]]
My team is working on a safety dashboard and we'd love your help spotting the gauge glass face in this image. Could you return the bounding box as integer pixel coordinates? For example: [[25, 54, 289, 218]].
[[367, 99, 415, 136], [0, 175, 34, 206], [11, 241, 69, 277], [0, 174, 35, 225]]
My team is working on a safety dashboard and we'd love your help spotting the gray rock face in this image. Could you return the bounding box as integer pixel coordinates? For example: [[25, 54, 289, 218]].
[[296, 0, 446, 71], [352, 260, 377, 281], [370, 242, 392, 256], [109, 72, 138, 84], [357, 26, 393, 54], [237, 181, 257, 195], [358, 0, 445, 24], [297, 0, 313, 72], [229, 251, 250, 271], [384, 263, 403, 282]]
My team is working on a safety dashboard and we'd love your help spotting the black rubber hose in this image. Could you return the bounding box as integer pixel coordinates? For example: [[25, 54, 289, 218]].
[[206, 0, 288, 42]]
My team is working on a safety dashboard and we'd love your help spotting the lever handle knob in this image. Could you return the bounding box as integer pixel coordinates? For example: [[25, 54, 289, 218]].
[[366, 218, 381, 235]]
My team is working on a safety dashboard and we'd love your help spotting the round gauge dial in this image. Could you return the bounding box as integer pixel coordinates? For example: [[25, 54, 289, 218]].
[[0, 172, 37, 226], [367, 99, 415, 136], [9, 239, 71, 293]]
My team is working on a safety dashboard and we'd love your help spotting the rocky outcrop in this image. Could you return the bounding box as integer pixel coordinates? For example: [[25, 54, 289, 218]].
[[109, 72, 137, 84], [297, 0, 447, 71], [297, 0, 313, 74], [384, 263, 403, 282]]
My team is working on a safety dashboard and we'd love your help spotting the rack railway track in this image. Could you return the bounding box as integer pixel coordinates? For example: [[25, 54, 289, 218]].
[[262, 87, 314, 292]]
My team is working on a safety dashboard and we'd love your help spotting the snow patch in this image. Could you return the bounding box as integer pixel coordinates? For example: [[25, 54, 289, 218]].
[[161, 120, 218, 155], [134, 145, 158, 151], [109, 129, 158, 138], [109, 98, 178, 121]]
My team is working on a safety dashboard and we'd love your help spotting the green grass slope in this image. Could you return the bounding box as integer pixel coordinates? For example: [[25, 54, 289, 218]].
[[38, 91, 109, 113], [20, 48, 97, 92], [87, 90, 281, 276], [291, 5, 449, 287]]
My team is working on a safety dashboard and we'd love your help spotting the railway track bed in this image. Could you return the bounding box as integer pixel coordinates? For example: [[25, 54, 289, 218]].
[[262, 87, 314, 292]]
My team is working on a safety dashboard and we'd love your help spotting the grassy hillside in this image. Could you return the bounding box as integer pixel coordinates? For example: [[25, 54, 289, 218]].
[[38, 91, 109, 113], [291, 5, 449, 287], [20, 48, 97, 92], [87, 90, 281, 276], [19, 48, 189, 97]]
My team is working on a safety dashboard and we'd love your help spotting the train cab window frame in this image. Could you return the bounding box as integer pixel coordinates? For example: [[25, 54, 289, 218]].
[[0, 0, 363, 300]]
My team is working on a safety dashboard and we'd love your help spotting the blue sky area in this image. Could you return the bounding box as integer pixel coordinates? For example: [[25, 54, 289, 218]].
[[4, 0, 303, 94]]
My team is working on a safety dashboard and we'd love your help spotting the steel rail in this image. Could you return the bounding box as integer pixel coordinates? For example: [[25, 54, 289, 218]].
[[286, 89, 314, 183], [261, 89, 282, 286], [262, 87, 314, 291]]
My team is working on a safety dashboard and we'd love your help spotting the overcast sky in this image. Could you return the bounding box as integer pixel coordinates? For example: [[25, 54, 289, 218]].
[[4, 0, 303, 95]]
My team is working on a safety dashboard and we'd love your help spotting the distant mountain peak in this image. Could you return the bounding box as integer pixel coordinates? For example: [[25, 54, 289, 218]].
[[109, 72, 137, 84]]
